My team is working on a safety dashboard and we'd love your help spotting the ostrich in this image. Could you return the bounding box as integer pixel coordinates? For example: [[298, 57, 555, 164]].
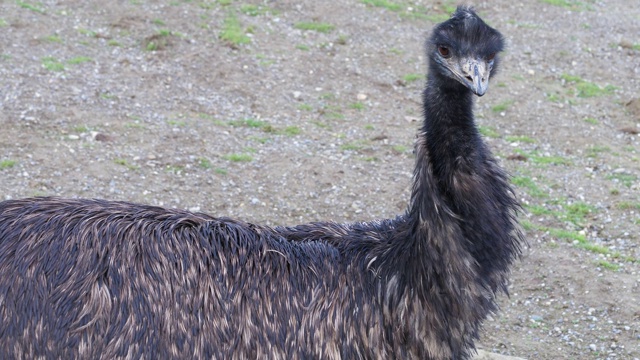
[[0, 6, 522, 360]]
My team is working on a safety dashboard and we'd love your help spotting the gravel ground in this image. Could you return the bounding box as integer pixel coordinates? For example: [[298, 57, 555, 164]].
[[1, 1, 639, 359]]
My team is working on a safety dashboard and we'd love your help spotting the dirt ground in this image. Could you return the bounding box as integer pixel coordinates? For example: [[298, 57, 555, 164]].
[[1, 0, 639, 359]]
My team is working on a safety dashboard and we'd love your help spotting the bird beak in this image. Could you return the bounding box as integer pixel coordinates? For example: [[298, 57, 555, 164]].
[[459, 58, 490, 97]]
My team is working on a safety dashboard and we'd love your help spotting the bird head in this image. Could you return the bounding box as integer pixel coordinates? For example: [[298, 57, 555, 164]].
[[428, 6, 504, 96]]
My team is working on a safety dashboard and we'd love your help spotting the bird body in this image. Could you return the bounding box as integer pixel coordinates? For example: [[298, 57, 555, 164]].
[[0, 6, 522, 359]]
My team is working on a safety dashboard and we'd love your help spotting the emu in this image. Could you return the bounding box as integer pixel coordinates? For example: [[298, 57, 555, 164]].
[[0, 6, 522, 359]]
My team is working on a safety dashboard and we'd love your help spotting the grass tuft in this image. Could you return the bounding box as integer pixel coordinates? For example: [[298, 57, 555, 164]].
[[402, 73, 424, 83], [224, 153, 253, 162], [512, 176, 547, 198], [0, 159, 17, 170], [362, 0, 402, 12], [42, 56, 65, 71], [294, 22, 335, 33], [220, 14, 251, 45], [491, 100, 514, 113], [505, 135, 535, 144], [595, 260, 620, 271], [67, 56, 92, 65], [17, 1, 45, 14], [197, 158, 212, 169], [560, 73, 616, 98], [478, 126, 500, 138]]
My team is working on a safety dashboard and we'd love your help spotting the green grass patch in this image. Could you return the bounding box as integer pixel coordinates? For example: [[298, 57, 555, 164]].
[[606, 173, 637, 187], [392, 144, 408, 153], [540, 0, 590, 10], [296, 44, 310, 51], [282, 126, 301, 136], [577, 242, 609, 255], [361, 0, 402, 11], [560, 73, 616, 98], [72, 125, 89, 133], [350, 102, 365, 110], [560, 73, 583, 83], [0, 159, 17, 170], [0, 19, 8, 27], [546, 92, 562, 103], [298, 104, 313, 111], [402, 73, 424, 83], [77, 28, 98, 37], [228, 118, 266, 128], [525, 204, 553, 216], [403, 4, 451, 22], [576, 82, 616, 98], [312, 121, 330, 129], [67, 56, 92, 65], [164, 164, 184, 174], [525, 201, 595, 227], [547, 227, 585, 242], [240, 4, 274, 16], [294, 21, 335, 33], [595, 260, 620, 271], [519, 219, 535, 231], [512, 175, 547, 198], [516, 149, 571, 166], [114, 158, 139, 171], [616, 201, 640, 210], [422, 13, 450, 23], [505, 135, 535, 143], [583, 117, 598, 125], [17, 1, 45, 13], [562, 202, 595, 226], [585, 145, 610, 158], [220, 14, 251, 45], [539, 224, 614, 256], [491, 100, 514, 113], [167, 119, 186, 127], [144, 29, 181, 51], [197, 157, 212, 169], [43, 34, 63, 43], [215, 168, 228, 175], [224, 153, 253, 162], [478, 126, 500, 138], [41, 56, 65, 71], [341, 143, 363, 151], [125, 122, 145, 129]]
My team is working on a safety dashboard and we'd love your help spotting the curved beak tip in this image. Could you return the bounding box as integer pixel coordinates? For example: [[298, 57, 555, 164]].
[[461, 60, 490, 97], [474, 85, 487, 97]]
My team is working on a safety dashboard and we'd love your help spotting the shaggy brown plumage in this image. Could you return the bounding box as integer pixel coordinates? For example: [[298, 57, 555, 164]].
[[0, 6, 523, 359]]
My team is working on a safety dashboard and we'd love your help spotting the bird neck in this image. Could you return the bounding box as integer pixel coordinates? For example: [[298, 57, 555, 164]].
[[402, 75, 521, 291], [412, 77, 485, 211], [422, 79, 481, 159]]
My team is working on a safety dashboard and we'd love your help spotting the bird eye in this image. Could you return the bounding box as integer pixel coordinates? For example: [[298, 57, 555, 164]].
[[438, 46, 451, 58], [487, 53, 496, 61]]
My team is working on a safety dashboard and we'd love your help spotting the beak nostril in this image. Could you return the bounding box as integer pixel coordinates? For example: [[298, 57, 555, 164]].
[[465, 76, 473, 81]]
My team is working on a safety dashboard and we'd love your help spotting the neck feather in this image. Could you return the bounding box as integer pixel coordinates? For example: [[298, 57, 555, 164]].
[[404, 75, 522, 293]]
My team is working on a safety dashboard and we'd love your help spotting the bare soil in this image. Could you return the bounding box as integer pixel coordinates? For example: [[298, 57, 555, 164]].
[[1, 1, 639, 359]]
